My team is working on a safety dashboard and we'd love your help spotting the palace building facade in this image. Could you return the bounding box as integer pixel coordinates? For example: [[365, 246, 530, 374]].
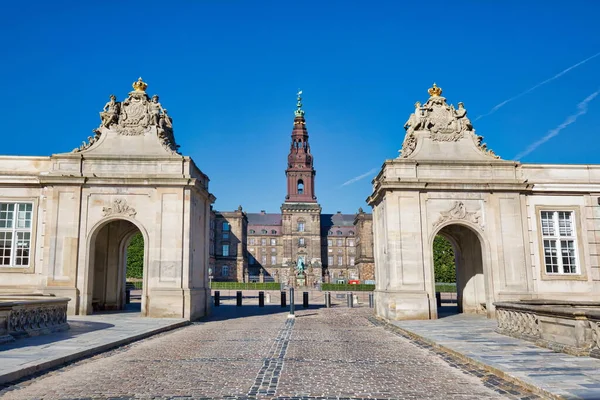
[[209, 93, 375, 285]]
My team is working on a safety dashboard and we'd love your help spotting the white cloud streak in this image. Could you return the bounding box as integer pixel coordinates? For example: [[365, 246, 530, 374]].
[[340, 167, 379, 187], [474, 51, 600, 122], [514, 90, 600, 160]]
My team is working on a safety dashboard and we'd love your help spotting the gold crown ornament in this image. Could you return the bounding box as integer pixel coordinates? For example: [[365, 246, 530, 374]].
[[132, 77, 148, 92], [427, 83, 442, 97]]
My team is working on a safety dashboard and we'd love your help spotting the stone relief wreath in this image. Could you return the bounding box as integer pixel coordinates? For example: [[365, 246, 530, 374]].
[[102, 198, 137, 218], [433, 201, 482, 229]]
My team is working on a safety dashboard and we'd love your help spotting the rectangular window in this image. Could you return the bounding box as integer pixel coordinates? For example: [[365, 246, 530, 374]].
[[298, 237, 305, 246], [270, 238, 276, 245], [221, 265, 229, 277], [222, 232, 229, 239], [222, 244, 229, 257], [298, 222, 305, 232], [271, 247, 276, 253], [261, 255, 267, 264], [271, 255, 277, 265], [540, 211, 578, 274], [348, 239, 354, 247], [222, 222, 230, 231], [337, 239, 343, 246], [350, 257, 355, 266], [0, 202, 33, 267], [327, 239, 332, 246], [337, 256, 343, 266], [328, 256, 333, 265], [249, 238, 255, 245], [261, 238, 266, 246]]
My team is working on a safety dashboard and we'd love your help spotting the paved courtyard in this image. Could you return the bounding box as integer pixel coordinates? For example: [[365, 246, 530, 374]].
[[0, 305, 540, 400]]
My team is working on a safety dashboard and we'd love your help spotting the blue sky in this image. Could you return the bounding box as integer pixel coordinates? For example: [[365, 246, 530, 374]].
[[2, 1, 600, 214]]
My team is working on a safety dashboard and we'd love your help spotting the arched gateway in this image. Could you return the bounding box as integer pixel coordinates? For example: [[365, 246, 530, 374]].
[[0, 78, 215, 319], [369, 84, 600, 320]]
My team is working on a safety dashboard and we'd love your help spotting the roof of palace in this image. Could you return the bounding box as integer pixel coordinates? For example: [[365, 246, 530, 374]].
[[246, 213, 283, 226]]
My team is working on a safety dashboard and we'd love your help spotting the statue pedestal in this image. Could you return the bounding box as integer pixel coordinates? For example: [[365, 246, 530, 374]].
[[296, 274, 305, 288]]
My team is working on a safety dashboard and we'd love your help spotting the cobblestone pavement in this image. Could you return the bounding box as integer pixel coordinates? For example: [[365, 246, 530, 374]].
[[0, 306, 541, 399]]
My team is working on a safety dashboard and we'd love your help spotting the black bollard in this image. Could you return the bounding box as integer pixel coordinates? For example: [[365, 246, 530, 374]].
[[126, 289, 131, 304], [289, 287, 295, 317], [368, 292, 374, 308], [281, 291, 287, 307], [236, 291, 242, 307], [214, 290, 220, 307], [258, 291, 264, 307], [325, 291, 331, 308], [436, 292, 441, 308], [303, 291, 309, 308], [347, 292, 354, 308]]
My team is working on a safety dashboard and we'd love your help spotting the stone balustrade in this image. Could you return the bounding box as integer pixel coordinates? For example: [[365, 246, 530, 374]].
[[494, 300, 600, 358], [0, 295, 70, 343]]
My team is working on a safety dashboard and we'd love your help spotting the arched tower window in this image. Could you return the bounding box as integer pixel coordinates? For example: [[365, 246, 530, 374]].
[[297, 179, 304, 194]]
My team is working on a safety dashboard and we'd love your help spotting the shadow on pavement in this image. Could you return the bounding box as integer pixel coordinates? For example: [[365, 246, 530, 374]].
[[202, 303, 328, 322], [0, 320, 115, 351]]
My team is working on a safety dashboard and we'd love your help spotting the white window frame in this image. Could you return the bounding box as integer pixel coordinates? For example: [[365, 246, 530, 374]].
[[0, 202, 34, 268], [297, 221, 305, 232], [540, 210, 579, 275], [328, 256, 333, 265], [271, 255, 277, 265], [270, 238, 277, 245], [337, 256, 343, 266]]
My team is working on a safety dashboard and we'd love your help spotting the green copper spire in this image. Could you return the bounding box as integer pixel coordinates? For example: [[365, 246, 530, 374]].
[[294, 89, 305, 117]]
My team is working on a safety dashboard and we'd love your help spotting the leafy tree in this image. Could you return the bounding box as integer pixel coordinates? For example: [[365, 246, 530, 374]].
[[126, 233, 144, 279], [433, 235, 456, 283]]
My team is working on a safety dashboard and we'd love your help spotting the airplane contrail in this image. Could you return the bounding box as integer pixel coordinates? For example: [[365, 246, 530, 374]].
[[474, 51, 600, 122], [514, 89, 600, 160], [340, 167, 379, 187]]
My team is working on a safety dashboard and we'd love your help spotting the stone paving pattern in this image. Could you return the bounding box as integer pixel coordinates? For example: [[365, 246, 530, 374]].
[[0, 305, 539, 399], [393, 313, 600, 400]]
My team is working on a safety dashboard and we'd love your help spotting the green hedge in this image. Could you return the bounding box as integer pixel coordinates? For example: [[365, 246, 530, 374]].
[[210, 282, 281, 290], [321, 283, 375, 292], [436, 283, 457, 293]]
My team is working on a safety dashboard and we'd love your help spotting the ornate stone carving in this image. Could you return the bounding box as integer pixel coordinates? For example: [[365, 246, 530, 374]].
[[100, 94, 120, 129], [7, 304, 68, 337], [496, 309, 540, 338], [73, 130, 102, 152], [399, 132, 417, 158], [591, 320, 600, 350], [433, 201, 482, 228], [404, 84, 473, 138], [102, 199, 137, 218], [400, 84, 501, 160], [74, 78, 180, 154], [475, 135, 500, 159]]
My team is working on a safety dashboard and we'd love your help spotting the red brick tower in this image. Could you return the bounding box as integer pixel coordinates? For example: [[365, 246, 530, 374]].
[[285, 91, 316, 203]]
